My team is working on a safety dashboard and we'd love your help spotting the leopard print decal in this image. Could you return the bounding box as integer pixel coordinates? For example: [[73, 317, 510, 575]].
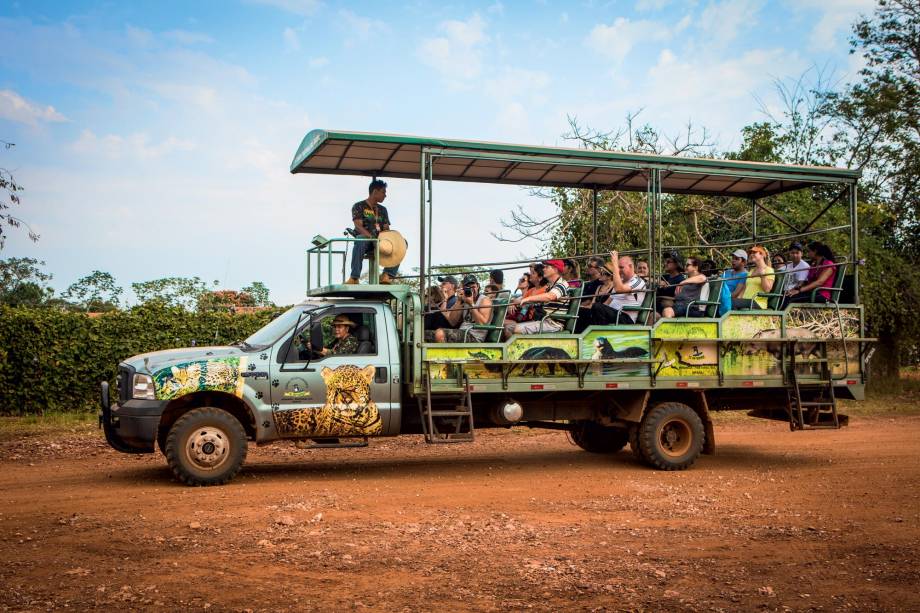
[[273, 365, 383, 437], [153, 357, 246, 401]]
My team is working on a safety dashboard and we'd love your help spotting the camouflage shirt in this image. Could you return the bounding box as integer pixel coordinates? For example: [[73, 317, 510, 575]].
[[327, 334, 358, 355]]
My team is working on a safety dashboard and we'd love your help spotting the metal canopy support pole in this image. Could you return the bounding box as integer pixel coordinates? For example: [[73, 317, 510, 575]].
[[850, 183, 859, 304], [752, 199, 758, 245], [648, 169, 661, 278], [427, 157, 434, 289], [592, 188, 598, 255], [419, 153, 427, 304]]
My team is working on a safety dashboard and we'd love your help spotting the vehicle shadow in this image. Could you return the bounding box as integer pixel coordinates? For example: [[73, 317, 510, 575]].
[[104, 442, 825, 487]]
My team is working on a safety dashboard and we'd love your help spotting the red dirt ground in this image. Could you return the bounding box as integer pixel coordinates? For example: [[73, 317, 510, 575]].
[[1, 415, 919, 612]]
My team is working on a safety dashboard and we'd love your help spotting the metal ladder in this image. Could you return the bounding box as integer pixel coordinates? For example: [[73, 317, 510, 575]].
[[418, 369, 475, 443], [786, 341, 840, 430]]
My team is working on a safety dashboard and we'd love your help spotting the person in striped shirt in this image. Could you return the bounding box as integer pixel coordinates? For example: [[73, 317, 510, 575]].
[[511, 259, 571, 334], [588, 251, 648, 325]]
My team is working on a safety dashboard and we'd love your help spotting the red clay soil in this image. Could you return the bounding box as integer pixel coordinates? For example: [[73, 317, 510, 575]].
[[1, 416, 918, 612]]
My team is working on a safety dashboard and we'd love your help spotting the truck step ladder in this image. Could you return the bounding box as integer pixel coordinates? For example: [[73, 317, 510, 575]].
[[418, 370, 475, 443], [786, 342, 840, 430]]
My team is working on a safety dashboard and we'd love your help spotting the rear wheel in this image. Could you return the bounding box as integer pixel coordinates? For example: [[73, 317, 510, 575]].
[[637, 402, 704, 470], [165, 407, 247, 486], [568, 420, 629, 453]]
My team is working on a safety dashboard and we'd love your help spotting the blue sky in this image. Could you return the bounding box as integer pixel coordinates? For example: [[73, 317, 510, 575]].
[[0, 0, 874, 305]]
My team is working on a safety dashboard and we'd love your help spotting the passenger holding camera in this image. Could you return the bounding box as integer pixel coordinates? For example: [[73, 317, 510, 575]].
[[433, 274, 494, 343]]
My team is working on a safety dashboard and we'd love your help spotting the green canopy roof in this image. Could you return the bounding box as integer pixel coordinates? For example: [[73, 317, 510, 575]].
[[290, 129, 860, 198]]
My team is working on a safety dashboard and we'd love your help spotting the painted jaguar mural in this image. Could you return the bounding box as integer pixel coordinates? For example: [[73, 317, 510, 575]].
[[273, 364, 383, 437], [153, 357, 246, 401]]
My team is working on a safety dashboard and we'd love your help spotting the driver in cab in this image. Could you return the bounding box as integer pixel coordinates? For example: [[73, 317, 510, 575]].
[[320, 315, 359, 356]]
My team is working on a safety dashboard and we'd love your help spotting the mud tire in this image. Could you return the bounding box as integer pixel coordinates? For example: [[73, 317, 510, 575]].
[[165, 407, 247, 486], [568, 421, 630, 454], [637, 402, 704, 471], [628, 424, 647, 463]]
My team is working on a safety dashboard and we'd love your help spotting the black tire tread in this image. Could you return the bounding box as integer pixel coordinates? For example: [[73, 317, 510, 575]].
[[569, 420, 629, 454], [637, 402, 704, 471], [165, 407, 247, 486]]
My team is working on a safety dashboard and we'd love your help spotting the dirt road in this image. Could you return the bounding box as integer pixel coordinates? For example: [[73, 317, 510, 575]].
[[1, 415, 919, 612]]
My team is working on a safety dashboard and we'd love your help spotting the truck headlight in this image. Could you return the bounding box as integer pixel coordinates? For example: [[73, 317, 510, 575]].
[[132, 374, 156, 400]]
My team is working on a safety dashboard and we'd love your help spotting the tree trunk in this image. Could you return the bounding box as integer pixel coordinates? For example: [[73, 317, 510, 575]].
[[867, 330, 901, 395]]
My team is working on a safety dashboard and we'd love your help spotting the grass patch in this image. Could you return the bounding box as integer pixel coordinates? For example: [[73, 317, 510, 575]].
[[0, 411, 98, 442]]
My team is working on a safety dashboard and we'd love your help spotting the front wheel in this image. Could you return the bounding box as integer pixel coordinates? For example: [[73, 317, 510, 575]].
[[165, 407, 247, 486], [568, 420, 629, 453], [637, 402, 704, 470]]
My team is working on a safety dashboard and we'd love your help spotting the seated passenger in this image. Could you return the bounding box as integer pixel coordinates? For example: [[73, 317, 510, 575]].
[[662, 257, 707, 318], [575, 260, 615, 333], [435, 275, 494, 342], [424, 275, 463, 340], [656, 252, 685, 314], [580, 256, 606, 307], [732, 245, 774, 310], [700, 258, 718, 278], [784, 241, 810, 289], [718, 250, 749, 316], [772, 253, 786, 271], [511, 260, 570, 334], [489, 269, 504, 290], [563, 258, 582, 288], [587, 251, 647, 325], [783, 242, 837, 307], [321, 315, 359, 356], [636, 259, 650, 281]]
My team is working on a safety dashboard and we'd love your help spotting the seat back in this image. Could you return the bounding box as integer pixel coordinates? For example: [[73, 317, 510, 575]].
[[485, 297, 510, 343], [704, 278, 724, 317], [354, 325, 374, 354], [636, 287, 656, 325], [561, 286, 584, 332], [766, 271, 787, 309]]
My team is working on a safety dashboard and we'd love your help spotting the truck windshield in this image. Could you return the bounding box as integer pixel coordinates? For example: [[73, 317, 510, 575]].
[[238, 305, 319, 350]]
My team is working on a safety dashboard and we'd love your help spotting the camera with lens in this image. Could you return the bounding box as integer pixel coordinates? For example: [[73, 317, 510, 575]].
[[463, 285, 474, 297]]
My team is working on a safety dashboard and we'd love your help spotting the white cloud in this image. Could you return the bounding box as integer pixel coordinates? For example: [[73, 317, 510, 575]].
[[791, 0, 875, 51], [164, 29, 214, 45], [586, 17, 670, 64], [309, 56, 329, 68], [697, 0, 765, 47], [125, 25, 154, 47], [247, 0, 321, 17], [487, 2, 504, 14], [339, 9, 387, 44], [418, 14, 488, 82], [283, 27, 300, 52], [0, 89, 67, 125], [72, 129, 196, 159]]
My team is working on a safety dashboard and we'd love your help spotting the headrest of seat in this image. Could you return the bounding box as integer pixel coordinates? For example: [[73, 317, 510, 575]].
[[355, 325, 371, 341]]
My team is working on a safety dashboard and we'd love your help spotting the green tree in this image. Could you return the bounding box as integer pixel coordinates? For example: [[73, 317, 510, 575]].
[[0, 141, 38, 249], [0, 257, 52, 306], [131, 276, 207, 311], [241, 281, 272, 307], [61, 270, 123, 312]]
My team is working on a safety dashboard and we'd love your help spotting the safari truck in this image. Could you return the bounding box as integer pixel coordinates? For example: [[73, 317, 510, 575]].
[[100, 130, 872, 485]]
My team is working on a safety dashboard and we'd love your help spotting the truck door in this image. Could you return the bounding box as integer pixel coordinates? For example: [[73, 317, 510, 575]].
[[271, 306, 396, 438]]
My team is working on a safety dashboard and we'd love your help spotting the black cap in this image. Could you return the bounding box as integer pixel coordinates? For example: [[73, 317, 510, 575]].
[[789, 242, 803, 252], [437, 275, 458, 286], [489, 269, 503, 284], [461, 273, 478, 286]]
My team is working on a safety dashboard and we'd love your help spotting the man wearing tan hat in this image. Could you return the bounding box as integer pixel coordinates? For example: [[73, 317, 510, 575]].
[[320, 314, 359, 356], [347, 179, 403, 284]]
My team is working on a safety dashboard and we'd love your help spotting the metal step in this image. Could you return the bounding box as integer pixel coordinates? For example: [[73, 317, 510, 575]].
[[294, 437, 369, 449], [799, 401, 836, 407]]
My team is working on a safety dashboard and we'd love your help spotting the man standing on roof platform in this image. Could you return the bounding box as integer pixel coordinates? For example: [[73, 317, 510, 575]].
[[347, 178, 398, 284]]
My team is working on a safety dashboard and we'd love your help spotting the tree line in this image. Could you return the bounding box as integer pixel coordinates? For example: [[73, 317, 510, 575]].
[[0, 257, 273, 313]]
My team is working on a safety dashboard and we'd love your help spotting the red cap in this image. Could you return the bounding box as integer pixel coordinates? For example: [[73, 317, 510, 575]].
[[542, 259, 565, 273]]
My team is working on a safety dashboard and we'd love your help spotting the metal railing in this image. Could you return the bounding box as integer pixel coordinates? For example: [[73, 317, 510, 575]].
[[306, 234, 380, 289]]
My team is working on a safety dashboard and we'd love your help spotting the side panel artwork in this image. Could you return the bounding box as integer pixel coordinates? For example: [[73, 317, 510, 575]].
[[722, 314, 784, 376], [581, 330, 650, 376], [786, 307, 861, 376], [272, 364, 383, 437], [653, 322, 718, 377], [425, 347, 503, 381], [153, 356, 248, 401], [506, 337, 578, 377]]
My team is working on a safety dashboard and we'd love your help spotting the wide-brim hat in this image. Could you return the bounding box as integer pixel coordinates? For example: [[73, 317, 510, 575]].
[[331, 314, 356, 328], [377, 230, 408, 267]]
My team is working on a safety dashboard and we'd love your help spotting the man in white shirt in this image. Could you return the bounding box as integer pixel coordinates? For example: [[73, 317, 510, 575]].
[[589, 251, 647, 325], [785, 242, 810, 289]]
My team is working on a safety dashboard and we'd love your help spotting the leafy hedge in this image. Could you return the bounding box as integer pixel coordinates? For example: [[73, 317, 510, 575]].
[[0, 305, 280, 415]]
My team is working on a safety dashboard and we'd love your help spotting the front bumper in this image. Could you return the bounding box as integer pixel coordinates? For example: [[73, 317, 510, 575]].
[[99, 381, 166, 454]]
